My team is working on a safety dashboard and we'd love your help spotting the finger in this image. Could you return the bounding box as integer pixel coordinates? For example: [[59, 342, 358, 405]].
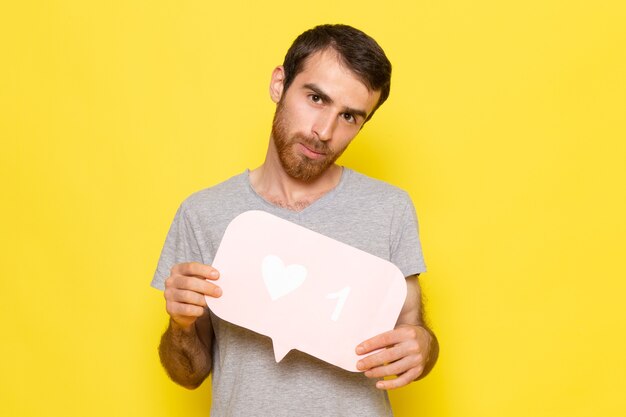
[[356, 326, 418, 354], [172, 262, 220, 280], [166, 300, 205, 319], [357, 345, 405, 371], [375, 366, 423, 391], [166, 288, 208, 307], [363, 355, 422, 379], [166, 274, 222, 297], [357, 334, 421, 371]]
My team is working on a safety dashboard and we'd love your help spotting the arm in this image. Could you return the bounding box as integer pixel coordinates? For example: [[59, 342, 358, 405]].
[[158, 262, 222, 389], [356, 274, 439, 390]]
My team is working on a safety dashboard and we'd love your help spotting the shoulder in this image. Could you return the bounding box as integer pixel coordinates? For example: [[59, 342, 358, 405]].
[[178, 171, 248, 216], [344, 168, 412, 205]]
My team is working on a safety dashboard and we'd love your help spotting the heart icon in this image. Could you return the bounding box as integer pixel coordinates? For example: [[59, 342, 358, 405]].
[[262, 255, 307, 301]]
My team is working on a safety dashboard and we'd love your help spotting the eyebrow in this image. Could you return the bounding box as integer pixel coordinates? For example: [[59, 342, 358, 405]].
[[303, 83, 368, 120]]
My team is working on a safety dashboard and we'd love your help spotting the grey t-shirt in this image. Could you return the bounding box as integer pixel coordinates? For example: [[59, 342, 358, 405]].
[[151, 168, 426, 417]]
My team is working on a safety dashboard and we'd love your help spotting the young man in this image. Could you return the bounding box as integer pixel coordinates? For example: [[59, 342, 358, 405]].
[[152, 24, 438, 416]]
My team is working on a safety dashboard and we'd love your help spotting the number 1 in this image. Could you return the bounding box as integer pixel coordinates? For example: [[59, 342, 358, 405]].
[[326, 286, 351, 321]]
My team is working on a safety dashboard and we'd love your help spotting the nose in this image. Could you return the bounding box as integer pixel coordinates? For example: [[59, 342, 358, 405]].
[[312, 109, 337, 142]]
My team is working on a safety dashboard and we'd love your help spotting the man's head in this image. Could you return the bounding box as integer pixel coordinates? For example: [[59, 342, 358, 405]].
[[268, 24, 392, 182], [281, 24, 392, 122]]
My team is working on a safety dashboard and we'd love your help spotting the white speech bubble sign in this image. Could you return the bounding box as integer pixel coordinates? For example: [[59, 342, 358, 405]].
[[206, 210, 407, 372]]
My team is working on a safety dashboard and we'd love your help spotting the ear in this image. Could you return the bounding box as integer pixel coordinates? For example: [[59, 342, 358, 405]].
[[269, 66, 285, 104]]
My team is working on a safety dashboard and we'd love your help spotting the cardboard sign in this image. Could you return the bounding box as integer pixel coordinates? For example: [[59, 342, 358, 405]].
[[205, 210, 407, 372]]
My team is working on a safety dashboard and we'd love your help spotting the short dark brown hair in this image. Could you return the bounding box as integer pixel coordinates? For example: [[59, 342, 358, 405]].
[[282, 24, 392, 121]]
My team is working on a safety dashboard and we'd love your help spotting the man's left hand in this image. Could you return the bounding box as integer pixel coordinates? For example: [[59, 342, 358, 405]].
[[355, 324, 432, 390]]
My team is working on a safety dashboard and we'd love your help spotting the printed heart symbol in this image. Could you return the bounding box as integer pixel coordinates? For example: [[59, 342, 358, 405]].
[[262, 255, 307, 301]]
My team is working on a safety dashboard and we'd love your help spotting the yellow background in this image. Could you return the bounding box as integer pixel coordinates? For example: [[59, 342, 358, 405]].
[[2, 1, 625, 416]]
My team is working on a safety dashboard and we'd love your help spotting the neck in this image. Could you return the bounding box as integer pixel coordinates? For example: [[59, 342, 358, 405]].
[[249, 139, 343, 211]]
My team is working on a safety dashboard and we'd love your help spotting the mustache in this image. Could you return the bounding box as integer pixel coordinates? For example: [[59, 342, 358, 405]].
[[296, 135, 331, 154]]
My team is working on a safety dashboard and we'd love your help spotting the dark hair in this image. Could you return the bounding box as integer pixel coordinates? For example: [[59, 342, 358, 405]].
[[282, 24, 392, 121]]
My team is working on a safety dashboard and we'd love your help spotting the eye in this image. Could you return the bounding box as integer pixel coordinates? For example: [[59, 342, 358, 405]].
[[309, 94, 322, 103], [341, 113, 356, 124]]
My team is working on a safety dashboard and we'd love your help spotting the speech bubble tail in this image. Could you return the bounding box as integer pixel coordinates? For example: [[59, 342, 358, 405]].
[[272, 340, 292, 363]]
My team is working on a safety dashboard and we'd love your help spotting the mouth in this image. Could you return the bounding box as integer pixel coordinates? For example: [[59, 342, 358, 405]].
[[297, 142, 327, 160]]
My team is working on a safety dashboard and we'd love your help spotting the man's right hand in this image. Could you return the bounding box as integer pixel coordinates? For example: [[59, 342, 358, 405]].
[[164, 262, 222, 330]]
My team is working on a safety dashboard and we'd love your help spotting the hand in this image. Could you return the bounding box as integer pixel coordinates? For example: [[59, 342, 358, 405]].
[[355, 324, 432, 390], [164, 262, 222, 330]]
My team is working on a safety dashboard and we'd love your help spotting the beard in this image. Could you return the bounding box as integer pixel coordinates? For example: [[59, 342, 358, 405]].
[[271, 100, 348, 182]]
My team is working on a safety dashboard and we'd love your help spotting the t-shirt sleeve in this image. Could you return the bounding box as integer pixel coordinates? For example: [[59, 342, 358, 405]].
[[390, 195, 427, 277], [151, 202, 204, 291]]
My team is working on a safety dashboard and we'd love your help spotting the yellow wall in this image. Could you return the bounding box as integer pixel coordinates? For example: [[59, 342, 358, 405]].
[[2, 1, 625, 416]]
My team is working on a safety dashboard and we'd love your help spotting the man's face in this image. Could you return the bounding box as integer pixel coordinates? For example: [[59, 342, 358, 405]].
[[270, 49, 381, 182]]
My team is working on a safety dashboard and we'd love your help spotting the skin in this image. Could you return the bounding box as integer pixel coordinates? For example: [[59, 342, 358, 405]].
[[356, 275, 438, 389], [251, 48, 380, 207], [159, 262, 218, 389], [158, 48, 438, 391]]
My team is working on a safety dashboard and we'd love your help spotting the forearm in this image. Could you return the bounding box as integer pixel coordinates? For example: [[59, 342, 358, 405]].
[[158, 318, 212, 389], [414, 324, 439, 380], [398, 275, 439, 381]]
